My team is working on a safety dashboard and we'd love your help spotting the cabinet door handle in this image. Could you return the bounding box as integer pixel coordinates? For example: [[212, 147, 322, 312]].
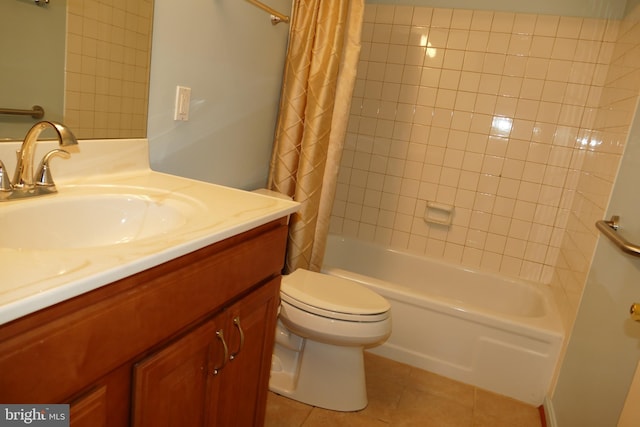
[[212, 329, 229, 375], [230, 316, 245, 360]]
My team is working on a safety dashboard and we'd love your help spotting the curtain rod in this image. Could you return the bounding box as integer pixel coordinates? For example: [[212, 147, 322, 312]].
[[245, 0, 290, 25]]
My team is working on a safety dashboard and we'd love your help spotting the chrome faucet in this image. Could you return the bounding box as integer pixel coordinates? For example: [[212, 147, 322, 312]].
[[0, 121, 78, 201]]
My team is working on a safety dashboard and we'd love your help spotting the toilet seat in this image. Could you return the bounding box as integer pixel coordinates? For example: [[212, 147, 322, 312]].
[[281, 269, 390, 322]]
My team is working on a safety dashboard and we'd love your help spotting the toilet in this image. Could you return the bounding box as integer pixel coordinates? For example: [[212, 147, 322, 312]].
[[269, 268, 391, 412]]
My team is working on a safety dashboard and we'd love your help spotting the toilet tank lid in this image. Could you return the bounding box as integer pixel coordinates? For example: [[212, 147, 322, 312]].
[[281, 268, 390, 315]]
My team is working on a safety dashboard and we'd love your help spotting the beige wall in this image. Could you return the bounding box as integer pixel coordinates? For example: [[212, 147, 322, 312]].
[[330, 4, 640, 333]]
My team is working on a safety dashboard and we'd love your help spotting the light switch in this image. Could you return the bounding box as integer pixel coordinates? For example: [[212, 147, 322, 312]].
[[174, 86, 191, 121]]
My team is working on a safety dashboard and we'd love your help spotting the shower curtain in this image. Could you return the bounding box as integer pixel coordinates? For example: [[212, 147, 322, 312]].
[[268, 0, 364, 273]]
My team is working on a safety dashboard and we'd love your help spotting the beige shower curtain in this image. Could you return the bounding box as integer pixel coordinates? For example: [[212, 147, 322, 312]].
[[268, 0, 364, 273]]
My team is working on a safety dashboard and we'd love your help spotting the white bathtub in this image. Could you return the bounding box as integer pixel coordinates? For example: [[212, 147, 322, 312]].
[[321, 235, 564, 406]]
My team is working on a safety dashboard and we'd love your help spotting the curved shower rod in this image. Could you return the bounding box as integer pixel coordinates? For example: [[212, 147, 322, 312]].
[[245, 0, 290, 25]]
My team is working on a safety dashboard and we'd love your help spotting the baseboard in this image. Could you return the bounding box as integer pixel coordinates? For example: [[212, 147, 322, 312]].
[[542, 396, 558, 427]]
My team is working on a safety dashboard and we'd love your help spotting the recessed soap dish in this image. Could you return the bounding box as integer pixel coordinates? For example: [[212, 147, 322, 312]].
[[424, 201, 454, 226]]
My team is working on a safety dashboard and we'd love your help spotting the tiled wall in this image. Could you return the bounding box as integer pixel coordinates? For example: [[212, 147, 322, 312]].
[[330, 5, 620, 284], [330, 3, 640, 333], [551, 3, 640, 329], [64, 0, 153, 139]]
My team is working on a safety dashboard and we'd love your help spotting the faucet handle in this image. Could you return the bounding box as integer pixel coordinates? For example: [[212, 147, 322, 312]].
[[0, 160, 12, 192], [35, 149, 71, 187]]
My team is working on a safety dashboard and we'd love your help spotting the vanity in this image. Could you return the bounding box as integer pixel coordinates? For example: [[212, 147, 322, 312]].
[[0, 137, 298, 426]]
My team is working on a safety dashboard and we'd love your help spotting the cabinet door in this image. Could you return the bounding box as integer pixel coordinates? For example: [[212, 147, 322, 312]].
[[69, 365, 131, 427], [132, 320, 218, 427], [70, 386, 108, 427], [208, 278, 280, 427]]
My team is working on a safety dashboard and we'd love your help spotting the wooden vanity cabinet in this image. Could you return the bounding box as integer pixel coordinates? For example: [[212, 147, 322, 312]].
[[0, 219, 288, 427], [207, 280, 279, 426], [132, 278, 279, 427]]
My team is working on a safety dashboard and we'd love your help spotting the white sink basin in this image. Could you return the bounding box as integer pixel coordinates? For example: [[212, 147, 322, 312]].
[[0, 138, 300, 326], [0, 186, 205, 250]]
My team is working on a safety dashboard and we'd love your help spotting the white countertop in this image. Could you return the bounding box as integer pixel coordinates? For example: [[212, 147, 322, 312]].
[[0, 138, 299, 325]]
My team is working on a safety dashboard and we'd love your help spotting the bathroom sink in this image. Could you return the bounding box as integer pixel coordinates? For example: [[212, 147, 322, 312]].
[[0, 186, 205, 250]]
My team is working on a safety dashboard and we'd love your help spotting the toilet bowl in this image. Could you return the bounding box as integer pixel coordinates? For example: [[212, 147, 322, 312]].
[[269, 268, 391, 411]]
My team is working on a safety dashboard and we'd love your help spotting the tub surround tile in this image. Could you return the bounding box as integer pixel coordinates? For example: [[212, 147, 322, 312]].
[[330, 3, 640, 340]]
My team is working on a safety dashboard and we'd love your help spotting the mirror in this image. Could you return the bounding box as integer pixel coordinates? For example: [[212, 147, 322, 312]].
[[0, 0, 153, 141]]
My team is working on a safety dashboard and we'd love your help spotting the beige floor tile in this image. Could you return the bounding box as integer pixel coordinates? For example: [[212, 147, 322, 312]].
[[473, 388, 542, 427], [361, 379, 403, 422], [264, 354, 543, 427], [361, 353, 407, 422], [364, 352, 412, 387], [404, 367, 476, 408], [301, 407, 389, 427], [393, 388, 474, 427], [472, 412, 541, 427], [265, 392, 312, 427]]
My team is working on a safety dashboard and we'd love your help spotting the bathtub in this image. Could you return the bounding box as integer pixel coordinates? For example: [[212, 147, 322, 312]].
[[321, 235, 564, 406]]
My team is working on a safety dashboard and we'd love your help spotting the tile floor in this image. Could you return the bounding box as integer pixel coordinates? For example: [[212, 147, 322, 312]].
[[265, 352, 543, 427]]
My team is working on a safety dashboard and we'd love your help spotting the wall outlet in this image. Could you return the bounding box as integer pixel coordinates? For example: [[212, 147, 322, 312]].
[[174, 86, 191, 121]]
